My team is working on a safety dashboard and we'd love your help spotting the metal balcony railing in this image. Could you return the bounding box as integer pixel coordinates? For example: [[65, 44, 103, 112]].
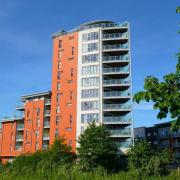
[[103, 33, 128, 40], [103, 44, 128, 51], [103, 116, 132, 124], [16, 135, 23, 141], [108, 128, 132, 136], [45, 99, 51, 105], [104, 103, 131, 110], [16, 124, 24, 130], [103, 55, 129, 62], [116, 141, 132, 148], [103, 79, 130, 85], [104, 91, 130, 97], [44, 110, 51, 116], [103, 66, 129, 73], [44, 121, 50, 128]]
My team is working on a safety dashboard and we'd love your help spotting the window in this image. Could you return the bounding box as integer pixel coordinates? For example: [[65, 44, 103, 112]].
[[35, 142, 39, 150], [81, 101, 99, 110], [58, 50, 63, 59], [36, 119, 40, 127], [59, 40, 62, 48], [58, 60, 61, 69], [57, 83, 61, 91], [81, 113, 99, 123], [55, 128, 59, 138], [81, 89, 99, 98], [57, 93, 60, 102], [70, 68, 74, 77], [72, 47, 75, 55], [36, 108, 40, 116], [11, 132, 13, 140], [82, 43, 98, 53], [82, 54, 98, 64], [57, 71, 61, 80], [81, 126, 85, 133], [56, 116, 60, 126], [82, 32, 99, 42], [70, 114, 72, 125], [81, 77, 99, 87], [147, 133, 151, 137], [70, 91, 73, 100], [82, 65, 99, 75], [153, 132, 157, 136], [35, 131, 39, 139], [56, 105, 60, 113]]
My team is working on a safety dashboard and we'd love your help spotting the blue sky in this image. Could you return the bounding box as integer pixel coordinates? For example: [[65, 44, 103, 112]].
[[0, 0, 179, 127]]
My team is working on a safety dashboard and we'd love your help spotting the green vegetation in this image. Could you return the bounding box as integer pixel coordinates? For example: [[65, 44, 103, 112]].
[[77, 122, 118, 172], [133, 9, 180, 131], [0, 124, 178, 180]]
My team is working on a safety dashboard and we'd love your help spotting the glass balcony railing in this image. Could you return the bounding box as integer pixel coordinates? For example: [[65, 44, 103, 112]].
[[43, 134, 50, 140], [174, 152, 180, 158], [103, 116, 132, 124], [104, 103, 131, 110], [103, 44, 128, 51], [45, 99, 51, 105], [102, 22, 128, 28], [15, 146, 23, 151], [42, 144, 49, 150], [104, 91, 130, 97], [103, 79, 130, 85], [172, 143, 180, 147], [44, 110, 51, 116], [103, 33, 128, 40], [103, 55, 129, 62], [44, 121, 50, 128], [103, 66, 129, 73], [16, 135, 23, 141], [116, 141, 132, 148], [16, 124, 24, 130], [108, 128, 132, 136]]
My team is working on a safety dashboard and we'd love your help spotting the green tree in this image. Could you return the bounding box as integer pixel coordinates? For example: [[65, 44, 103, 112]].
[[127, 141, 171, 177], [133, 10, 180, 131], [77, 122, 118, 172]]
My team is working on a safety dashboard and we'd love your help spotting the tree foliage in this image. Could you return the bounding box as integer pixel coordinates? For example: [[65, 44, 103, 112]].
[[134, 10, 180, 131], [77, 122, 118, 172], [127, 141, 171, 177]]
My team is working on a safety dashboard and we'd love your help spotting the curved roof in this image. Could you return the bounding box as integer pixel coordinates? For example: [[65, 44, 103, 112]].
[[79, 20, 114, 27]]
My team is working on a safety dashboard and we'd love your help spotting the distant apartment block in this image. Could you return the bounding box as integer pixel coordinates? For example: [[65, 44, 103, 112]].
[[0, 20, 133, 163], [134, 121, 180, 162]]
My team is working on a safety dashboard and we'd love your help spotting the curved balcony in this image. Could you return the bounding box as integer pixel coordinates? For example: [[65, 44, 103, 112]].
[[103, 44, 128, 52], [116, 141, 132, 148], [16, 124, 24, 131], [103, 103, 131, 112], [103, 33, 128, 40], [103, 66, 129, 75], [108, 128, 132, 137], [44, 110, 51, 117], [103, 79, 130, 87], [103, 91, 131, 99], [103, 116, 132, 124], [103, 55, 129, 63], [16, 135, 23, 142]]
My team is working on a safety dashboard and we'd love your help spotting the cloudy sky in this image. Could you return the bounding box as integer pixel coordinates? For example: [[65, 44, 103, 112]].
[[0, 0, 179, 127]]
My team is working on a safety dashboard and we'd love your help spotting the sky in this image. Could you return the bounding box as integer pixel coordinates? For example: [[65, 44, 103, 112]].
[[0, 0, 179, 127]]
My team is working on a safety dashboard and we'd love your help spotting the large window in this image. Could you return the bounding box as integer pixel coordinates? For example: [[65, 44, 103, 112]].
[[82, 77, 99, 87], [82, 54, 98, 64], [82, 32, 99, 42], [82, 65, 99, 75], [81, 101, 99, 110], [81, 113, 99, 123], [81, 89, 99, 98], [82, 43, 98, 53]]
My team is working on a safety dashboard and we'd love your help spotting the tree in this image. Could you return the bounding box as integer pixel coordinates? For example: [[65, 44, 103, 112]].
[[77, 122, 118, 172], [127, 141, 171, 177], [133, 10, 180, 131]]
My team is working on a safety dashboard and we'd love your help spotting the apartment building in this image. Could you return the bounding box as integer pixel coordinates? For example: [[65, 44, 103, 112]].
[[0, 92, 51, 163], [0, 20, 133, 163], [134, 121, 180, 162], [51, 20, 133, 152]]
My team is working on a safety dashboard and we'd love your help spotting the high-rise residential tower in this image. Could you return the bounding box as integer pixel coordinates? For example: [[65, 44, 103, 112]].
[[0, 20, 133, 163], [51, 20, 133, 153]]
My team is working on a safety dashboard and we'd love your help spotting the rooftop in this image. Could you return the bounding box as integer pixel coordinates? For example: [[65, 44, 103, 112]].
[[52, 20, 129, 38]]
